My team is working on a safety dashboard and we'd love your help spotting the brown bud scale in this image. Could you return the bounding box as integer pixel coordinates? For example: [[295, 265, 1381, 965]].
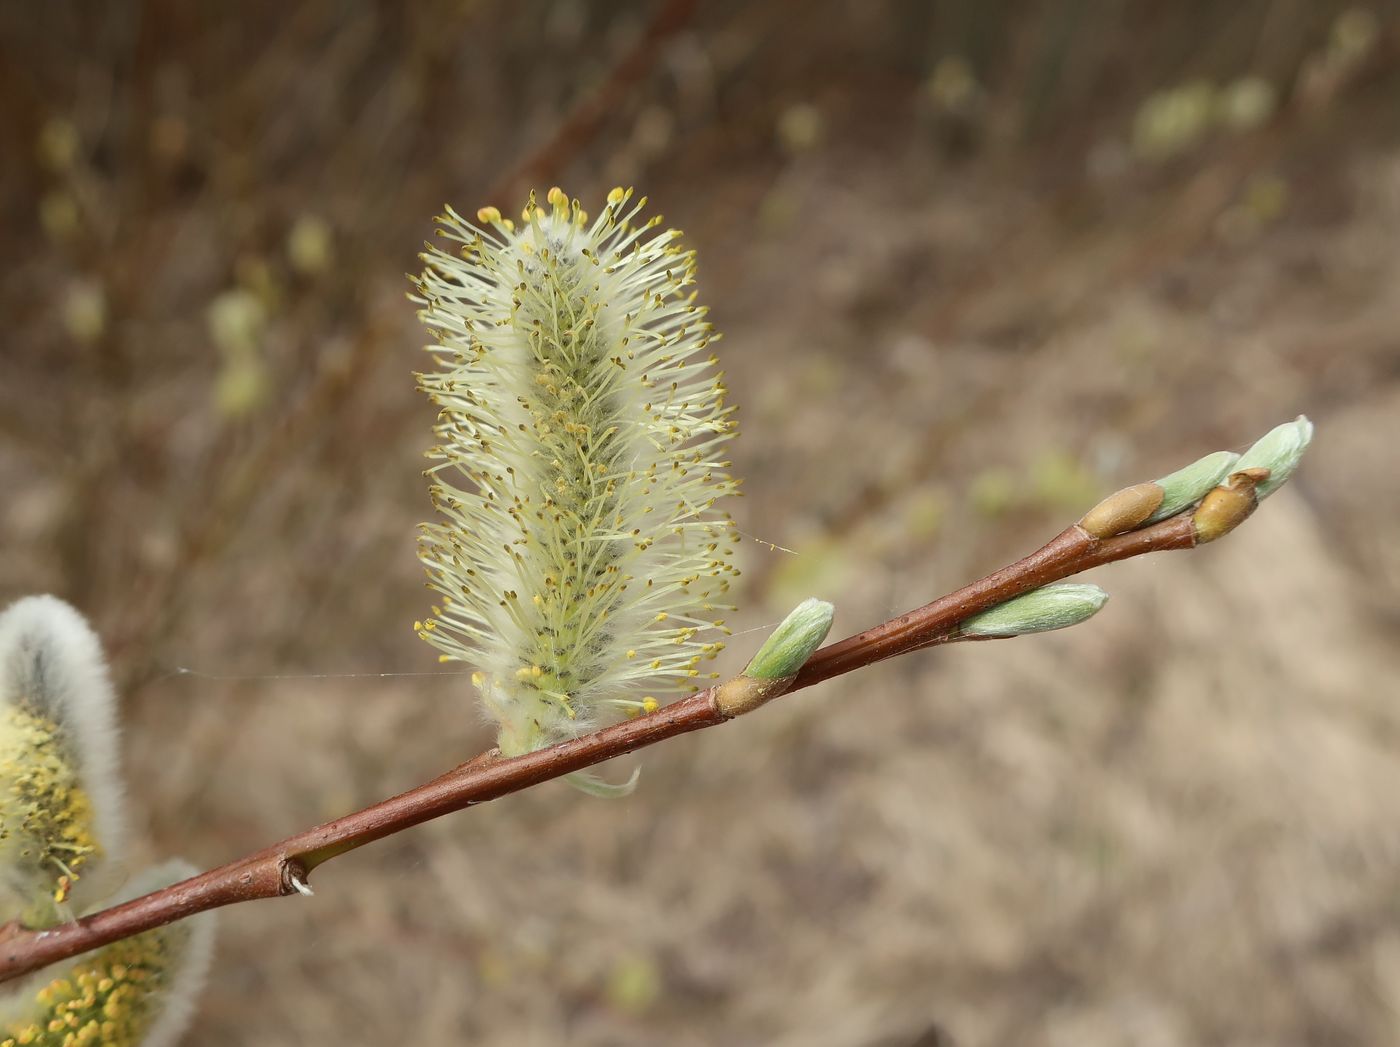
[[1192, 468, 1269, 543], [1079, 483, 1166, 538]]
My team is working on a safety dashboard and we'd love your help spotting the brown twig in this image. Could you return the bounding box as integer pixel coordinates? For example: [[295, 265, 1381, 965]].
[[0, 504, 1209, 982]]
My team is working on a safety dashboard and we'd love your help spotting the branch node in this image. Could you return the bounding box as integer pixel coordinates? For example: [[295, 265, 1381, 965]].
[[714, 675, 794, 718], [283, 860, 314, 898]]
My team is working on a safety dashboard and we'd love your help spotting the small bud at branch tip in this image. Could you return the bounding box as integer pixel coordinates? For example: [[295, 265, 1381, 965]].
[[1233, 415, 1314, 500]]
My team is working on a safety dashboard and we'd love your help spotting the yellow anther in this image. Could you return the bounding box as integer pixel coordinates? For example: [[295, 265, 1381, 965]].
[[476, 206, 502, 225], [607, 186, 626, 205], [642, 697, 659, 714], [471, 672, 485, 687], [655, 612, 668, 621], [547, 186, 568, 209], [626, 649, 637, 659]]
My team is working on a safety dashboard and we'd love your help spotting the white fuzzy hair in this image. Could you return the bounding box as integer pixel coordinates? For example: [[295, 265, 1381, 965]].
[[125, 860, 217, 1047], [0, 595, 129, 885]]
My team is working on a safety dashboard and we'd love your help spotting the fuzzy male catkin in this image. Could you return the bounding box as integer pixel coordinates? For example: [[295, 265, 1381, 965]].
[[0, 862, 215, 1047], [0, 597, 215, 1047], [0, 596, 126, 925], [413, 188, 740, 756]]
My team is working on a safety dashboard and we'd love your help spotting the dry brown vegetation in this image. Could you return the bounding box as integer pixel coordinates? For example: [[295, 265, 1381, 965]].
[[3, 2, 1400, 1044]]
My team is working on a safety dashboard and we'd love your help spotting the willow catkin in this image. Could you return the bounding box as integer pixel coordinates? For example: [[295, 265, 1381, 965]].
[[0, 862, 215, 1047], [413, 188, 740, 757], [0, 598, 213, 1047], [0, 596, 126, 925]]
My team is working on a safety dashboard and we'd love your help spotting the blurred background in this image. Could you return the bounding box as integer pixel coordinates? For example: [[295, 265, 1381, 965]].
[[3, 2, 1400, 1044]]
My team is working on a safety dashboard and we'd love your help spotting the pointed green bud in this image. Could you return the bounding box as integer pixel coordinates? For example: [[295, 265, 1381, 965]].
[[1233, 415, 1313, 499], [1145, 449, 1241, 523], [744, 598, 835, 680], [959, 583, 1108, 638], [716, 599, 836, 718]]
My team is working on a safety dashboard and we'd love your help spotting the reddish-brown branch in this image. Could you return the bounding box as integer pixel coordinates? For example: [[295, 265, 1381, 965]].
[[797, 515, 1197, 687], [0, 511, 1201, 981]]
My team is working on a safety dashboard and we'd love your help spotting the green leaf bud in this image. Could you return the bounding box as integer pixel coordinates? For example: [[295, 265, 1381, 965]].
[[744, 598, 835, 681], [1233, 415, 1314, 499], [1145, 449, 1241, 523], [959, 583, 1108, 638]]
